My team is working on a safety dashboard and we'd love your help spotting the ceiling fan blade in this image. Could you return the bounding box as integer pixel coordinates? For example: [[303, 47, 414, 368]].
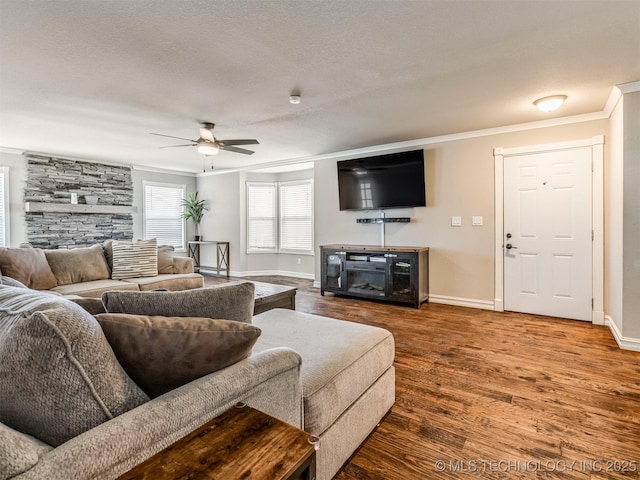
[[150, 133, 195, 142], [221, 145, 255, 155], [199, 127, 215, 142], [160, 144, 196, 148], [218, 139, 259, 146]]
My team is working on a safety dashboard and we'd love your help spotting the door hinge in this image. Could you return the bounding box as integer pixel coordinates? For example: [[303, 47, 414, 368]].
[[592, 230, 594, 241], [592, 298, 594, 309]]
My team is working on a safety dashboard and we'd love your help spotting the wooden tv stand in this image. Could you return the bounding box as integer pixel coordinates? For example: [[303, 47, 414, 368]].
[[320, 244, 429, 308]]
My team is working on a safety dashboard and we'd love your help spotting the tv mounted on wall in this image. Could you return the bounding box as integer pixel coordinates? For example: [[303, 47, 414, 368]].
[[337, 149, 426, 211]]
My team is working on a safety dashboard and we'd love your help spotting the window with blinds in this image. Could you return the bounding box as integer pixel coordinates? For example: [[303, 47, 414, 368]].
[[247, 182, 277, 253], [279, 180, 313, 254], [0, 167, 7, 247], [143, 181, 185, 251]]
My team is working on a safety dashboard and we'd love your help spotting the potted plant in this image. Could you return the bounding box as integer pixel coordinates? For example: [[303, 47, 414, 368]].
[[181, 192, 208, 241]]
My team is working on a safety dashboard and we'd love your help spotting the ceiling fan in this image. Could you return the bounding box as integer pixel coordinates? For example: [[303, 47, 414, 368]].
[[150, 122, 259, 156]]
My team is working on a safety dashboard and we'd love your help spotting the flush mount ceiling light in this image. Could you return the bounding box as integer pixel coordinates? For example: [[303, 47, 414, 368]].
[[289, 94, 301, 104], [534, 95, 567, 112], [197, 140, 219, 155]]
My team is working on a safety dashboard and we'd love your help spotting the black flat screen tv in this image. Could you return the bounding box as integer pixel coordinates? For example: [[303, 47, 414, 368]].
[[337, 149, 426, 211]]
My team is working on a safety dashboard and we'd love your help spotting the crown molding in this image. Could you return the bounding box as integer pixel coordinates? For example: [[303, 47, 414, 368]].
[[617, 80, 640, 94]]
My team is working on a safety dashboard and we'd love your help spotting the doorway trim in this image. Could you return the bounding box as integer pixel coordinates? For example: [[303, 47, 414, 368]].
[[493, 136, 604, 324]]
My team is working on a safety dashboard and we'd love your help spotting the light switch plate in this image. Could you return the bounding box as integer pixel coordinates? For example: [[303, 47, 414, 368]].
[[70, 193, 78, 204], [451, 216, 462, 227], [472, 216, 483, 226]]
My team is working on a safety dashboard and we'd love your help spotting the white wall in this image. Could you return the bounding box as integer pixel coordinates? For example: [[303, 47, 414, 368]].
[[0, 152, 198, 250], [196, 168, 315, 278], [622, 91, 640, 340], [315, 120, 608, 305], [605, 97, 624, 332], [130, 168, 197, 253]]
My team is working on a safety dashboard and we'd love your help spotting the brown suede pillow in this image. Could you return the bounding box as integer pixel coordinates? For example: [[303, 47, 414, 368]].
[[0, 247, 58, 290], [44, 245, 110, 286], [157, 245, 175, 274], [95, 314, 262, 397]]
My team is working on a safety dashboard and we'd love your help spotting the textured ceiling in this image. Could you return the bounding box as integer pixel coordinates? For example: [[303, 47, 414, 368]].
[[1, 0, 639, 173]]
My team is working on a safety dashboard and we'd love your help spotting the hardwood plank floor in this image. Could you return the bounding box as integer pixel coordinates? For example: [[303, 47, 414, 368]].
[[203, 275, 640, 478]]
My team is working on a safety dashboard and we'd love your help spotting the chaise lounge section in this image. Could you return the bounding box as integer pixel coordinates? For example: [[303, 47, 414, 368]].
[[0, 280, 395, 480]]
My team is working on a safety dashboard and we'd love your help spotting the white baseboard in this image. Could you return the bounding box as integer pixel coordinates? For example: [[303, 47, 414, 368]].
[[428, 294, 495, 310], [604, 315, 640, 352], [226, 269, 315, 280]]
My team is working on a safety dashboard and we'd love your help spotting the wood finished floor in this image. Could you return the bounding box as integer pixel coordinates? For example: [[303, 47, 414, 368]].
[[203, 275, 640, 479]]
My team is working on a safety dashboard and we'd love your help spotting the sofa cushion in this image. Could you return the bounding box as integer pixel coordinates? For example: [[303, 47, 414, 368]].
[[51, 279, 140, 298], [44, 244, 111, 285], [252, 309, 395, 436], [157, 245, 175, 274], [0, 422, 52, 479], [0, 286, 149, 446], [111, 238, 158, 280], [0, 247, 58, 290], [95, 313, 261, 397], [102, 282, 255, 323], [124, 273, 204, 291]]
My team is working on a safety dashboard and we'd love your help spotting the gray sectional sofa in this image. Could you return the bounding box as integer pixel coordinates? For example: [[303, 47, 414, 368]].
[[0, 241, 203, 298], [0, 278, 395, 480]]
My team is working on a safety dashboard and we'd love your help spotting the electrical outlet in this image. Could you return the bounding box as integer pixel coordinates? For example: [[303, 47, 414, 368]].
[[451, 216, 462, 227], [297, 258, 301, 265]]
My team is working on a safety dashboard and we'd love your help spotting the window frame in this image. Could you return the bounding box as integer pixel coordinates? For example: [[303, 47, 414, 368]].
[[142, 180, 186, 252], [0, 167, 9, 247], [246, 181, 278, 254], [278, 179, 314, 255], [246, 179, 314, 256]]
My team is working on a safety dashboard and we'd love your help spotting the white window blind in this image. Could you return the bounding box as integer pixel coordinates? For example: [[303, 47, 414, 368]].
[[143, 181, 185, 250], [0, 168, 7, 247], [279, 180, 313, 253], [247, 182, 277, 253]]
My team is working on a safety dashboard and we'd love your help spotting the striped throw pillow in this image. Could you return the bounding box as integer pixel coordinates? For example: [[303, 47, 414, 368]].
[[111, 239, 158, 280]]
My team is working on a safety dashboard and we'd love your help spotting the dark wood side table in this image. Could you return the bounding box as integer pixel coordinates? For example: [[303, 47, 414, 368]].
[[117, 405, 316, 480], [187, 240, 230, 277]]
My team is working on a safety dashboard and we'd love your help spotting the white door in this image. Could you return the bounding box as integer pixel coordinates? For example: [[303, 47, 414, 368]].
[[503, 147, 593, 321]]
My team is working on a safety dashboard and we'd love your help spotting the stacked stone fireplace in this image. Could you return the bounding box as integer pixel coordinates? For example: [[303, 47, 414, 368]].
[[24, 155, 134, 249]]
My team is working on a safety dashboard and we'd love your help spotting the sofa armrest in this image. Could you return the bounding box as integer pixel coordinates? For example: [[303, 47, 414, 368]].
[[173, 256, 194, 274], [15, 347, 302, 480]]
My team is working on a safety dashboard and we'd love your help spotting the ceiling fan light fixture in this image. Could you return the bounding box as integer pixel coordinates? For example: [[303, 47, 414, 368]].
[[197, 141, 219, 155], [534, 95, 567, 112]]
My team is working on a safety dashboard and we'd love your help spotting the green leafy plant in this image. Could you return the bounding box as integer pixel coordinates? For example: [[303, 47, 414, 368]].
[[181, 192, 208, 238]]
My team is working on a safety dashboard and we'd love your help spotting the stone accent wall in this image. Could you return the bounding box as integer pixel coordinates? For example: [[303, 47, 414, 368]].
[[24, 155, 134, 248]]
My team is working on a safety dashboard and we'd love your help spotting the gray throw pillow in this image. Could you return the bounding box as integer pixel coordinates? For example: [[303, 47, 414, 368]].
[[95, 313, 261, 397], [102, 282, 256, 324], [0, 286, 149, 446]]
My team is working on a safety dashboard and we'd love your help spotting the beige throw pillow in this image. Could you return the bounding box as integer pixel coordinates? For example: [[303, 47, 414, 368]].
[[44, 244, 110, 285], [0, 247, 58, 290], [0, 286, 149, 446], [111, 238, 158, 280], [95, 313, 262, 397]]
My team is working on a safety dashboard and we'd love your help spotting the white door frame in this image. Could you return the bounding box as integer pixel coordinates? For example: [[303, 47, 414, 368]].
[[494, 136, 604, 324]]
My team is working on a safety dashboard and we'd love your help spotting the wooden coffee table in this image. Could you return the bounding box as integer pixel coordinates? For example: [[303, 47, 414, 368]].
[[118, 405, 316, 480], [253, 281, 297, 314]]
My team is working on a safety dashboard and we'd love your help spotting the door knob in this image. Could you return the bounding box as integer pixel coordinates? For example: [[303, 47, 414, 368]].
[[505, 243, 518, 250]]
